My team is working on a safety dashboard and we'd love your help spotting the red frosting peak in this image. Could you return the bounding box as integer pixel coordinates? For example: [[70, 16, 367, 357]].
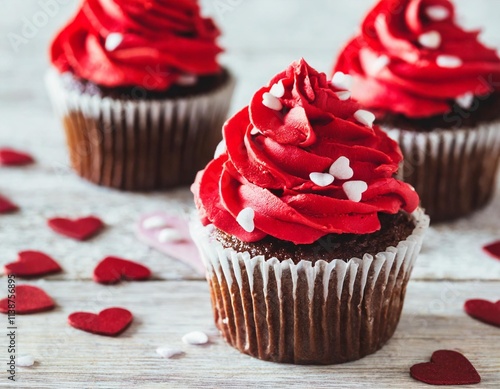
[[334, 0, 500, 118], [192, 59, 419, 244], [51, 0, 222, 90]]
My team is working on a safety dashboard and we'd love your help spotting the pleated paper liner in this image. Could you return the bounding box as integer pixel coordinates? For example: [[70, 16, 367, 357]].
[[190, 209, 429, 365], [46, 68, 236, 191], [387, 122, 500, 222]]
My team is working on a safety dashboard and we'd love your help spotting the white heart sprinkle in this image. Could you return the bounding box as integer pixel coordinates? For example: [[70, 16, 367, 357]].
[[214, 140, 226, 158], [17, 355, 35, 367], [250, 127, 260, 135], [158, 228, 184, 243], [370, 55, 390, 74], [262, 92, 283, 111], [236, 207, 255, 233], [182, 331, 209, 345], [156, 347, 184, 359], [336, 91, 351, 101], [354, 110, 376, 128], [426, 5, 450, 21], [142, 216, 169, 230], [329, 156, 354, 180], [436, 55, 463, 68], [269, 80, 285, 98], [309, 172, 334, 187], [331, 72, 353, 91], [456, 92, 474, 109], [343, 181, 368, 202], [176, 74, 197, 86], [418, 31, 441, 49], [105, 33, 123, 52]]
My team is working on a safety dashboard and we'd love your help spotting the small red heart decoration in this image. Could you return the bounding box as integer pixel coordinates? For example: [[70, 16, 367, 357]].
[[93, 256, 151, 284], [48, 216, 104, 241], [464, 299, 500, 328], [68, 307, 133, 336], [0, 148, 34, 166], [0, 285, 55, 314], [483, 241, 500, 261], [0, 194, 18, 214], [4, 251, 62, 278], [410, 350, 481, 385]]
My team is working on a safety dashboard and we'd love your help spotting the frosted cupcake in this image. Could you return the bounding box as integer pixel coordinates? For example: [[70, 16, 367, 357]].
[[191, 59, 428, 364], [46, 0, 235, 191], [334, 0, 500, 221]]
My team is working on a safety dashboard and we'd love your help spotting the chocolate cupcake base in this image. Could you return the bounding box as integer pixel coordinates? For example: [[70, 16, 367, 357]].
[[191, 209, 428, 365], [387, 123, 500, 222], [46, 69, 235, 191]]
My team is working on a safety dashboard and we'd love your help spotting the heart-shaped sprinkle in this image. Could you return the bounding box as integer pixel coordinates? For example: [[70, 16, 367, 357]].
[[262, 92, 283, 111], [343, 181, 368, 202], [0, 148, 34, 166], [182, 331, 209, 345], [4, 251, 62, 278], [0, 285, 55, 314], [142, 215, 170, 230], [68, 307, 133, 336], [250, 127, 260, 135], [410, 350, 481, 385], [105, 33, 123, 52], [158, 228, 184, 243], [48, 216, 104, 241], [309, 172, 334, 187], [426, 5, 450, 21], [456, 92, 475, 109], [176, 74, 197, 86], [236, 207, 255, 233], [370, 55, 390, 74], [464, 299, 500, 328], [269, 80, 285, 98], [17, 355, 35, 367], [0, 194, 18, 214], [93, 256, 151, 284], [329, 156, 354, 180], [354, 110, 375, 128], [214, 140, 226, 159], [156, 347, 184, 359], [437, 55, 463, 68], [335, 91, 351, 101], [419, 30, 441, 49], [483, 240, 500, 260], [331, 71, 353, 91]]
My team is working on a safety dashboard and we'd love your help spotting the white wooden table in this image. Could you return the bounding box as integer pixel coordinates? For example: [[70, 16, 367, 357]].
[[1, 1, 499, 387]]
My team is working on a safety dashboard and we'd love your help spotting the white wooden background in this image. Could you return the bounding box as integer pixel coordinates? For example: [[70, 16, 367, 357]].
[[1, 1, 499, 387]]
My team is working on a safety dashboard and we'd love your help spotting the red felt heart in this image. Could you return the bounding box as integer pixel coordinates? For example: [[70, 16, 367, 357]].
[[410, 350, 481, 385], [0, 194, 18, 214], [4, 251, 62, 278], [93, 256, 151, 284], [0, 148, 34, 166], [68, 307, 133, 336], [0, 285, 55, 314], [483, 241, 500, 261], [48, 216, 104, 241], [464, 299, 500, 328]]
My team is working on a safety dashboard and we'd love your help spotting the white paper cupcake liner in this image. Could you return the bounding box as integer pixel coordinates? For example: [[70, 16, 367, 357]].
[[386, 121, 500, 221], [190, 209, 429, 364], [45, 68, 236, 191]]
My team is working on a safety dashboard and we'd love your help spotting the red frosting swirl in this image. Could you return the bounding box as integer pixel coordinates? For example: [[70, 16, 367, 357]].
[[334, 0, 500, 119], [192, 59, 419, 244], [51, 0, 222, 90]]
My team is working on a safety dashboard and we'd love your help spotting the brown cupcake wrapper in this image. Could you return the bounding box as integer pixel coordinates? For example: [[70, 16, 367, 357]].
[[45, 68, 236, 191], [190, 209, 429, 365], [386, 122, 500, 222]]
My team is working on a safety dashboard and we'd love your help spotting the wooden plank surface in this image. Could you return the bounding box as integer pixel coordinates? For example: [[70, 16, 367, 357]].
[[1, 1, 500, 388]]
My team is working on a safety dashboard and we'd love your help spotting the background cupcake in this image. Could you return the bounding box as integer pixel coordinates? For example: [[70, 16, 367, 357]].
[[333, 0, 500, 221], [191, 59, 428, 364], [46, 0, 235, 191]]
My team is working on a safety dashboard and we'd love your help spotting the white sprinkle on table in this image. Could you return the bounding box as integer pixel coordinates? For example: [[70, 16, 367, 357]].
[[182, 331, 209, 345]]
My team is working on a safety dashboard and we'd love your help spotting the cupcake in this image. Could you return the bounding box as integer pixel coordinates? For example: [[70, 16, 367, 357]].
[[333, 0, 500, 221], [191, 59, 429, 364], [46, 0, 235, 191]]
